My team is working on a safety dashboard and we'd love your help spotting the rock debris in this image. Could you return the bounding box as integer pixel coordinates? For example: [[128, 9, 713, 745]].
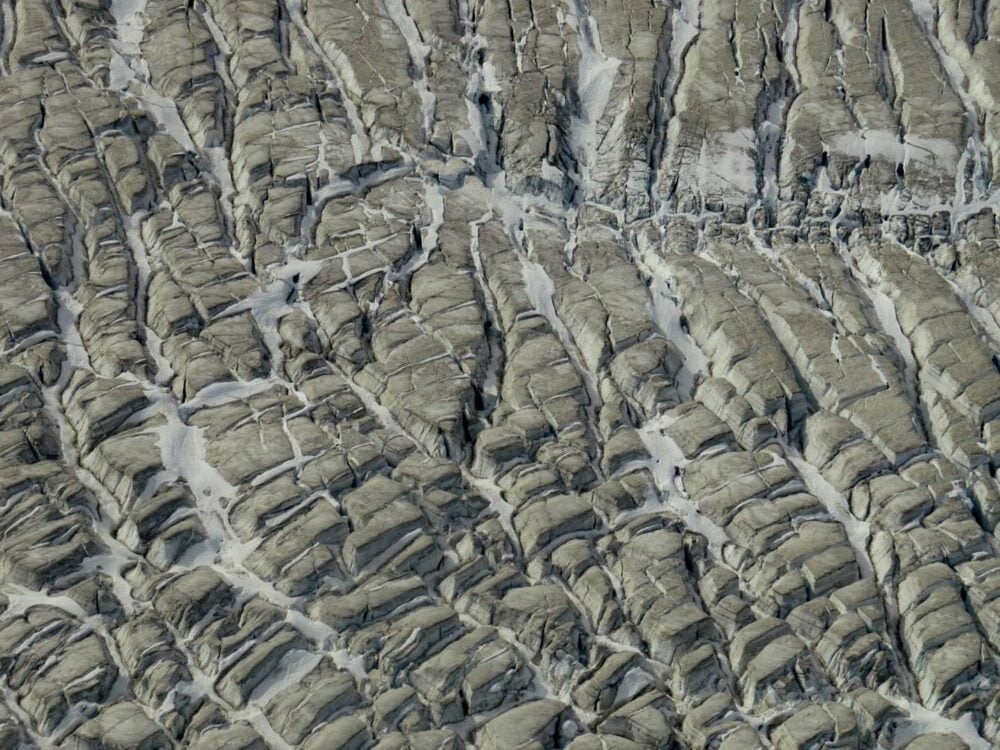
[[0, 0, 997, 747]]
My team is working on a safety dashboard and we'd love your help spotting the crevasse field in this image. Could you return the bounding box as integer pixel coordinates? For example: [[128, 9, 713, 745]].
[[0, 0, 998, 748]]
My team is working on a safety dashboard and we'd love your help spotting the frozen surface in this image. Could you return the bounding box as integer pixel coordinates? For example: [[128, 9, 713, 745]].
[[0, 0, 999, 747]]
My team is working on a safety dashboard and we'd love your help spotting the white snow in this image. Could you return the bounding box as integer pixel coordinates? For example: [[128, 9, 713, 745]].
[[788, 452, 874, 580], [109, 0, 146, 55], [630, 239, 711, 399], [382, 0, 436, 138], [895, 700, 992, 750], [566, 1, 622, 188], [282, 0, 370, 163], [637, 418, 729, 558], [867, 285, 919, 389]]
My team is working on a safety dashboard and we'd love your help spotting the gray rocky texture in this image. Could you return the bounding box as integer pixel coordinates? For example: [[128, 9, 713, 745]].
[[0, 0, 997, 748]]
